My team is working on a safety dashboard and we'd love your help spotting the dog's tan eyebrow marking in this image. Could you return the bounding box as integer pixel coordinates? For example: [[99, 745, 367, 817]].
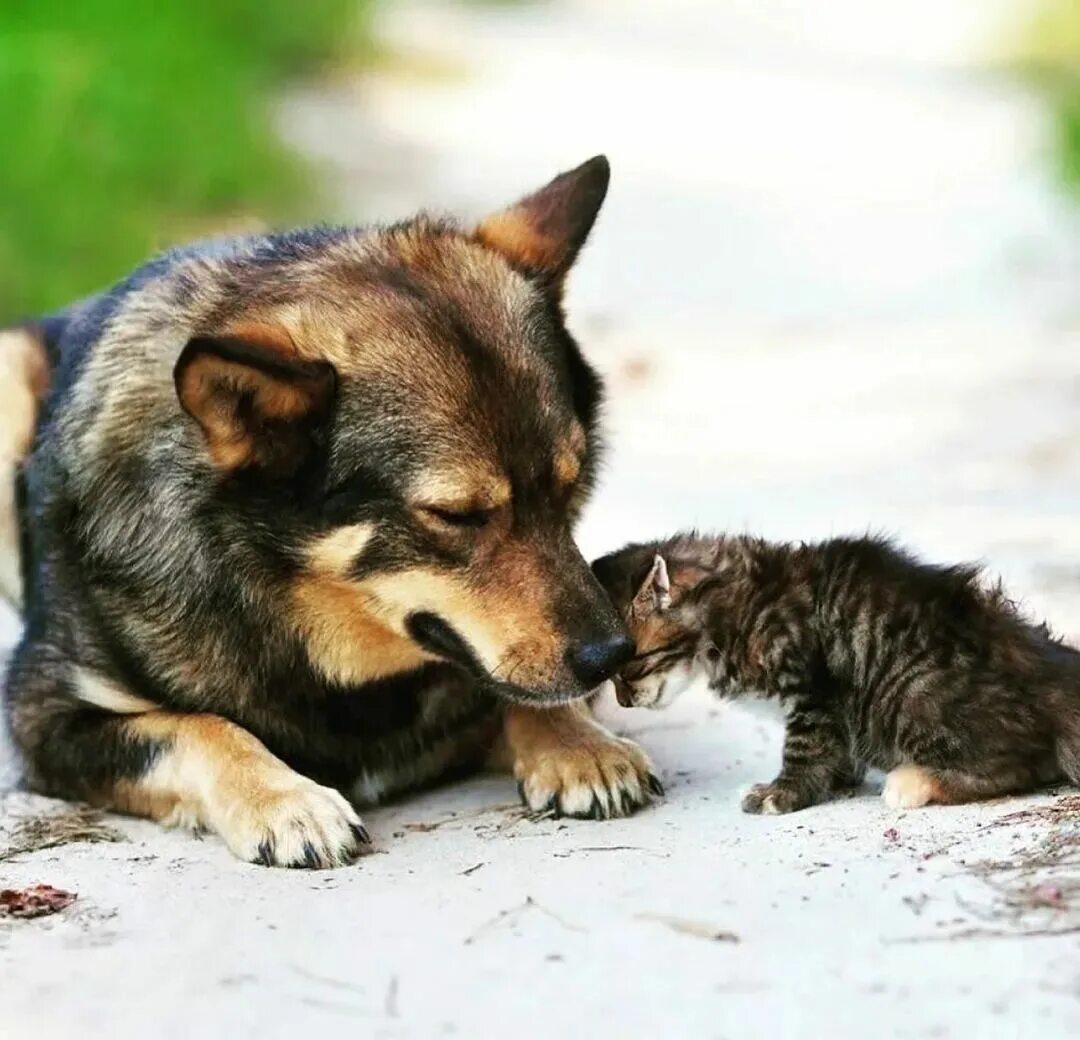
[[553, 425, 586, 485], [409, 471, 511, 511], [308, 523, 375, 575], [553, 450, 582, 486]]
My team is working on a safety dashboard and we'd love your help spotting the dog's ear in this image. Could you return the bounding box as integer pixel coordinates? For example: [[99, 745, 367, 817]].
[[476, 155, 610, 291], [174, 325, 336, 475]]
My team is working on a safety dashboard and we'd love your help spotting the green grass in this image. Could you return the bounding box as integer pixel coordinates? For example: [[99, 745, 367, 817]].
[[0, 0, 370, 319], [1011, 0, 1080, 198]]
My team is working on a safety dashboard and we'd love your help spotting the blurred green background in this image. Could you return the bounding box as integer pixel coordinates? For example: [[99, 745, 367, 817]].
[[0, 0, 369, 318], [1018, 0, 1080, 196], [0, 0, 1077, 323]]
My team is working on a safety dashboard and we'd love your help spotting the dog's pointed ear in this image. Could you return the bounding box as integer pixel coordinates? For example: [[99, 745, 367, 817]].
[[174, 325, 336, 474], [632, 554, 672, 616], [475, 155, 610, 291]]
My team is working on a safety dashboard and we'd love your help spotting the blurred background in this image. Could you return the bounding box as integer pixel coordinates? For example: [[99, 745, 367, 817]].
[[4, 4, 1080, 1036], [3, 2, 1080, 624]]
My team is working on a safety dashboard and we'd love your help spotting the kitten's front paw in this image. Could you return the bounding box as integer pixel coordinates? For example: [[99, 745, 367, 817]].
[[741, 781, 807, 815], [515, 733, 663, 820]]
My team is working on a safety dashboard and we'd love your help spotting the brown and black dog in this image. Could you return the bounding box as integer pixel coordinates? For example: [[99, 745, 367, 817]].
[[0, 157, 661, 867]]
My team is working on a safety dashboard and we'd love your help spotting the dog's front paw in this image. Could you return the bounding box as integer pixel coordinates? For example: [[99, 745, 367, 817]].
[[740, 780, 808, 816], [215, 773, 371, 869], [515, 733, 663, 820]]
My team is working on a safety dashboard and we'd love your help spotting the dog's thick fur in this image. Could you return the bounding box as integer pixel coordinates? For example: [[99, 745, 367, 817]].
[[1, 158, 660, 867]]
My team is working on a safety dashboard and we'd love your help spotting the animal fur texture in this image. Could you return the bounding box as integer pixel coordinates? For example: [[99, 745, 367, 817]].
[[0, 157, 662, 867], [592, 533, 1080, 814]]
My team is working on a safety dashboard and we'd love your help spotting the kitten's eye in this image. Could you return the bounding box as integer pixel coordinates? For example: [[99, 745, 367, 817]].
[[421, 506, 492, 530]]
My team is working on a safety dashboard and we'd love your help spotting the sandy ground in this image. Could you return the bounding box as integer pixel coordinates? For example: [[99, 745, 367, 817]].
[[4, 1, 1080, 1036]]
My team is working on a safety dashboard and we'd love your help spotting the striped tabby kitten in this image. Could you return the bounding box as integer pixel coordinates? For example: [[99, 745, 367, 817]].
[[592, 534, 1080, 815]]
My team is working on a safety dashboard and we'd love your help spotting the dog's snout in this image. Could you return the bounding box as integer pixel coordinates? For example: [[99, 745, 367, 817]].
[[566, 633, 635, 687]]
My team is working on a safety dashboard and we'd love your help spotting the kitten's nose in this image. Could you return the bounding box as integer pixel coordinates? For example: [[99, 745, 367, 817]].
[[566, 634, 635, 687], [613, 676, 636, 708]]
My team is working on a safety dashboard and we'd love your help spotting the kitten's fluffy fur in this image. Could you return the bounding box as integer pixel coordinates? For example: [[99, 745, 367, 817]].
[[592, 534, 1080, 814]]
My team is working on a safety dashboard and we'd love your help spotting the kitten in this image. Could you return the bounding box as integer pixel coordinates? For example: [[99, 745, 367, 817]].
[[592, 534, 1080, 814]]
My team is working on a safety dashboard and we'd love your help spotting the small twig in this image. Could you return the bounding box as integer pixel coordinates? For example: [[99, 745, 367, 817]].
[[637, 913, 740, 943], [886, 924, 1080, 945], [290, 965, 366, 995], [299, 997, 368, 1018], [402, 802, 523, 834], [566, 845, 644, 853], [464, 896, 584, 946], [385, 975, 399, 1019], [463, 900, 532, 946], [957, 856, 1080, 877], [988, 794, 1080, 829], [0, 805, 125, 862], [531, 898, 586, 935]]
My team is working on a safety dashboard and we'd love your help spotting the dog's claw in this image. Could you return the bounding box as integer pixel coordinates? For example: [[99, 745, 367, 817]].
[[255, 840, 274, 867], [350, 822, 371, 847], [515, 732, 656, 822], [302, 841, 320, 869]]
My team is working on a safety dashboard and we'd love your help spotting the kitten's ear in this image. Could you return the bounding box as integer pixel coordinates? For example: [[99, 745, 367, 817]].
[[475, 155, 610, 293], [633, 554, 672, 614]]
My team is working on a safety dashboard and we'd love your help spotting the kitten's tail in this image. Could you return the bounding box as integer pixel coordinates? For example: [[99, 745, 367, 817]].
[[1052, 644, 1080, 785], [1057, 712, 1080, 786]]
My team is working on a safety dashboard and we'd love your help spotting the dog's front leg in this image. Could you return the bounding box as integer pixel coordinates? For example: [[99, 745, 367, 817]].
[[503, 702, 663, 819], [22, 707, 370, 868], [118, 712, 372, 866]]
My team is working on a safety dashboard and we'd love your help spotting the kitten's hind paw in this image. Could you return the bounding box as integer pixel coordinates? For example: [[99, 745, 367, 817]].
[[882, 765, 938, 809], [741, 781, 807, 815]]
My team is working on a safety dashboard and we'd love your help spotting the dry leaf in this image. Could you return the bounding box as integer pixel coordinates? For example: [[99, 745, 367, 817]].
[[0, 884, 77, 919]]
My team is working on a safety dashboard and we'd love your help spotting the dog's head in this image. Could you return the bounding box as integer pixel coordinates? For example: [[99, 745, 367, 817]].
[[173, 157, 632, 704]]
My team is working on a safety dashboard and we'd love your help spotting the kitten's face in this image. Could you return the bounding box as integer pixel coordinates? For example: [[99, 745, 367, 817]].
[[592, 548, 706, 709]]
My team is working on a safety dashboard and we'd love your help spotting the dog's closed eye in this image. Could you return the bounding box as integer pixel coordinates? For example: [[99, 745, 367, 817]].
[[421, 505, 492, 530]]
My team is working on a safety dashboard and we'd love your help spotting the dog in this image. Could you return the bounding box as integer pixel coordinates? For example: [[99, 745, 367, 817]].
[[0, 156, 662, 867]]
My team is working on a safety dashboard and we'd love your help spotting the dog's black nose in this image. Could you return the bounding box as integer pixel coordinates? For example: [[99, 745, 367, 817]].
[[566, 634, 635, 687]]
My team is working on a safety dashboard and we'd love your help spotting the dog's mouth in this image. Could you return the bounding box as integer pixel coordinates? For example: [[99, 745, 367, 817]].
[[406, 611, 484, 675], [405, 610, 589, 706]]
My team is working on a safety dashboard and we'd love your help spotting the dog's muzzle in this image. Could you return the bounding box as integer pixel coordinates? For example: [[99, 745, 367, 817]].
[[405, 612, 485, 678]]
